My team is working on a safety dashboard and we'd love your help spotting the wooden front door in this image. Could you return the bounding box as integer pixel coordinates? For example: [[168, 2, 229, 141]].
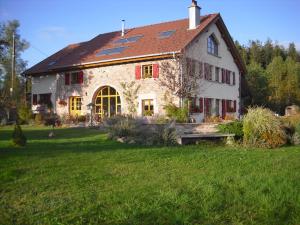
[[69, 96, 82, 117]]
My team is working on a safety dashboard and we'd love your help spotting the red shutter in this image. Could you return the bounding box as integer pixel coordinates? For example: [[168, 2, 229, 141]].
[[204, 98, 209, 115], [79, 71, 84, 84], [135, 65, 141, 80], [193, 97, 197, 112], [199, 97, 203, 113], [33, 94, 37, 105], [233, 72, 236, 85], [153, 64, 159, 78], [65, 73, 70, 85], [221, 69, 225, 83], [234, 100, 237, 112], [222, 99, 226, 118]]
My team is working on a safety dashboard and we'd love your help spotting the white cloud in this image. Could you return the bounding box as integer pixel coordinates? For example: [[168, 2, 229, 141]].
[[38, 26, 71, 41]]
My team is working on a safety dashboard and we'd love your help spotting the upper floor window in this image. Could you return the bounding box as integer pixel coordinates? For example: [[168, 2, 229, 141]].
[[207, 34, 218, 56], [65, 71, 83, 85], [142, 65, 153, 79], [135, 64, 159, 80]]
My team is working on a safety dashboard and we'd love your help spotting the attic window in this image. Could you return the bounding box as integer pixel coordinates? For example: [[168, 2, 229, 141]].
[[207, 34, 219, 56], [158, 30, 175, 39], [79, 50, 87, 55], [96, 46, 127, 56], [48, 61, 56, 66], [114, 35, 143, 44]]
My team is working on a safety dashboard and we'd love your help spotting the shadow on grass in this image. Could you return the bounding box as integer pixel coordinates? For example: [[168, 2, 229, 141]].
[[0, 127, 100, 141]]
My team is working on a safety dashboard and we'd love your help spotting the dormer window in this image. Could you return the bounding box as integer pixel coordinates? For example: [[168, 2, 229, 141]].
[[207, 34, 218, 56]]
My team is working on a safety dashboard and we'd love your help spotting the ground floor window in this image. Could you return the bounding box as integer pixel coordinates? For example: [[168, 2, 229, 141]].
[[94, 86, 121, 118], [142, 99, 154, 116], [204, 98, 213, 117], [39, 93, 52, 106], [70, 96, 82, 117]]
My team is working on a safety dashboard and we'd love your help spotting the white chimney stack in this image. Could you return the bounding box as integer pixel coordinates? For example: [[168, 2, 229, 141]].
[[189, 0, 201, 30], [121, 20, 125, 37]]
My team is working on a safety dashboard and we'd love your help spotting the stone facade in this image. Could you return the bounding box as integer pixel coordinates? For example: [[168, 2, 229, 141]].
[[31, 21, 241, 123]]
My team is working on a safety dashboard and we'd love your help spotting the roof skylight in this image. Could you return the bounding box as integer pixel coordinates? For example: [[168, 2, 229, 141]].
[[114, 35, 143, 44], [48, 61, 56, 66], [96, 46, 127, 56], [158, 30, 176, 39]]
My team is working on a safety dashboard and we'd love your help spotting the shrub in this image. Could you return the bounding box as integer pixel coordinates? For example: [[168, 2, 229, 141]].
[[12, 124, 27, 146], [280, 114, 300, 145], [243, 107, 286, 148], [104, 115, 143, 141], [205, 116, 222, 123], [18, 105, 33, 124], [34, 114, 43, 125], [78, 115, 87, 123], [218, 120, 243, 140], [152, 123, 177, 146], [224, 114, 236, 121], [104, 116, 178, 146], [164, 103, 188, 123], [292, 123, 300, 145]]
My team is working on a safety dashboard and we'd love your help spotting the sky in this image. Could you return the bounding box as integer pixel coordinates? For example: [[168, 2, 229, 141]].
[[0, 0, 299, 68]]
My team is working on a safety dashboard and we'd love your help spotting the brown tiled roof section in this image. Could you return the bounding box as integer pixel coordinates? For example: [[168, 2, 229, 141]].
[[25, 14, 220, 75]]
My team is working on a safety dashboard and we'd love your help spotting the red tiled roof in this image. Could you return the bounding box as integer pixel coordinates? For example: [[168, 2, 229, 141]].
[[24, 13, 245, 75]]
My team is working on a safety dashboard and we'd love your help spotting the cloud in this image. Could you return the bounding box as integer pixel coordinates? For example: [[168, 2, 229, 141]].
[[38, 26, 71, 41]]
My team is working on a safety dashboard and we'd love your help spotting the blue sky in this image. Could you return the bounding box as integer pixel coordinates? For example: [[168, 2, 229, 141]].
[[0, 0, 299, 68]]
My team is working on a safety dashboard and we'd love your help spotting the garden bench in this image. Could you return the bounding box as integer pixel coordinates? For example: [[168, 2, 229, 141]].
[[178, 133, 235, 145]]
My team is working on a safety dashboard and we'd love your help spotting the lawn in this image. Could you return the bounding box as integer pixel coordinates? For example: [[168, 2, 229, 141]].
[[0, 126, 300, 225]]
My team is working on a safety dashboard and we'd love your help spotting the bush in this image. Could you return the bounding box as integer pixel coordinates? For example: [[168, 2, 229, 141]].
[[12, 124, 27, 146], [218, 120, 243, 140], [34, 114, 43, 125], [292, 123, 300, 145], [104, 116, 177, 146], [152, 123, 177, 146], [18, 105, 33, 124], [104, 115, 143, 141], [205, 116, 222, 123], [280, 114, 300, 145], [164, 103, 188, 123], [243, 107, 286, 148], [78, 115, 87, 123]]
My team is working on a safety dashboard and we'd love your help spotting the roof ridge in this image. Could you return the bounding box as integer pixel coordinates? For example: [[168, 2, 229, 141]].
[[88, 14, 217, 42]]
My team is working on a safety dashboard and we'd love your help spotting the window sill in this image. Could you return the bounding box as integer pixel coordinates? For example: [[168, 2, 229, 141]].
[[204, 80, 236, 86], [207, 52, 221, 58]]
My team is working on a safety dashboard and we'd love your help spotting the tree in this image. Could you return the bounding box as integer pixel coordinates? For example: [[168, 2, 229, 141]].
[[284, 57, 300, 105], [0, 20, 29, 119], [246, 62, 269, 106], [158, 53, 205, 107], [287, 43, 298, 62], [266, 56, 300, 113], [266, 56, 286, 112]]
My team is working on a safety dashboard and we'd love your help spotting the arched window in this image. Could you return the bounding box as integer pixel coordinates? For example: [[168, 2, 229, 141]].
[[94, 86, 121, 118], [207, 34, 218, 56]]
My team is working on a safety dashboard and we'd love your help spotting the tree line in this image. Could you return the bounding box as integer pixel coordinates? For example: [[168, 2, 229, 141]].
[[235, 39, 300, 114]]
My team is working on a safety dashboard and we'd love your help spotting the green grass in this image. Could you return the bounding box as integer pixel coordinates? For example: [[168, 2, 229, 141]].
[[0, 126, 300, 225]]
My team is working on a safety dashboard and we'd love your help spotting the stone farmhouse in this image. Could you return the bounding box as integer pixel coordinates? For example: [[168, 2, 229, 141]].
[[24, 0, 246, 123]]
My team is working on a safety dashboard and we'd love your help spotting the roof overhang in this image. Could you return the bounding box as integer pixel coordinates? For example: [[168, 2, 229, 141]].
[[24, 51, 180, 76]]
